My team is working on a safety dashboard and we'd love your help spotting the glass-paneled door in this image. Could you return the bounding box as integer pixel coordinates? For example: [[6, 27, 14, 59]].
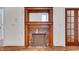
[[66, 9, 79, 46]]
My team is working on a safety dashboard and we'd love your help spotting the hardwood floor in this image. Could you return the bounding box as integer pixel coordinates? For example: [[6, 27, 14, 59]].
[[0, 46, 79, 51]]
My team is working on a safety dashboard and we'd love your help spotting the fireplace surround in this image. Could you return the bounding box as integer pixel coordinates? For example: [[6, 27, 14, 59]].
[[25, 7, 53, 48]]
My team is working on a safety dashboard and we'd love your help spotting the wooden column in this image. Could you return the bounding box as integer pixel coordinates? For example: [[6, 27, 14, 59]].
[[25, 8, 29, 47], [49, 24, 53, 48], [49, 8, 53, 48]]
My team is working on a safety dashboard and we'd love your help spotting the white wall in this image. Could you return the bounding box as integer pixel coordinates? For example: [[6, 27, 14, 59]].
[[4, 7, 24, 46], [53, 7, 65, 46], [3, 7, 65, 46]]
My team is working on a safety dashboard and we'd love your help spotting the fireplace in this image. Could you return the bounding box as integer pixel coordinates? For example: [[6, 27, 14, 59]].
[[25, 7, 53, 48], [29, 26, 49, 48]]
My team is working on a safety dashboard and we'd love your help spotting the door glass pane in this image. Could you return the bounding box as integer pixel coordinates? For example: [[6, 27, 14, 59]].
[[71, 17, 74, 22], [67, 30, 70, 35], [67, 23, 70, 28], [71, 30, 74, 35], [67, 10, 70, 16], [29, 13, 48, 22], [67, 35, 70, 42], [71, 10, 74, 16], [71, 23, 74, 29], [67, 17, 70, 22], [71, 35, 74, 42]]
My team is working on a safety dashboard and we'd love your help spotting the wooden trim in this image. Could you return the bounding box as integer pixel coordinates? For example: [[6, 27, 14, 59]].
[[25, 7, 53, 11], [65, 8, 79, 10], [65, 9, 67, 46], [24, 7, 53, 48], [74, 10, 78, 45]]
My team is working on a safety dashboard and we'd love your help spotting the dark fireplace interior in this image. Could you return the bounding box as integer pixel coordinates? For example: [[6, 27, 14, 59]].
[[29, 26, 49, 48]]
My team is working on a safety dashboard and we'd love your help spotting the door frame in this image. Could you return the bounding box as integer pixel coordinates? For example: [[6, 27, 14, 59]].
[[24, 7, 53, 48]]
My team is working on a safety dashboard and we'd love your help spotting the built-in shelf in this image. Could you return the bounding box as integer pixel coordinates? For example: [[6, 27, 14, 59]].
[[26, 22, 53, 25]]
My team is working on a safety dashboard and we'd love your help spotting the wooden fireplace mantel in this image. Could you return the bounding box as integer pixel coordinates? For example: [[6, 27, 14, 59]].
[[24, 7, 53, 48]]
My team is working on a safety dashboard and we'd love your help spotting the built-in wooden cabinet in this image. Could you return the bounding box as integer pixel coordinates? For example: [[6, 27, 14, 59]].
[[24, 7, 53, 48]]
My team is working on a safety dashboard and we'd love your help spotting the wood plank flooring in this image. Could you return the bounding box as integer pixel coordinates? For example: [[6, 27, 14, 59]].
[[0, 46, 79, 51]]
